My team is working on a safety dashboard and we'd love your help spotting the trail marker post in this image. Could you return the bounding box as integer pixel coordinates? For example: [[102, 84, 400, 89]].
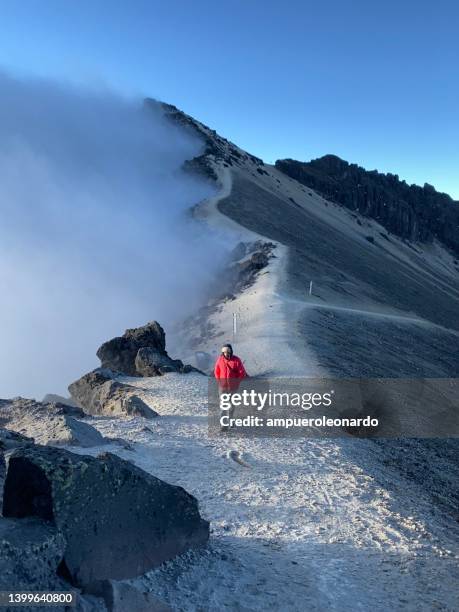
[[233, 312, 237, 340], [309, 281, 313, 296]]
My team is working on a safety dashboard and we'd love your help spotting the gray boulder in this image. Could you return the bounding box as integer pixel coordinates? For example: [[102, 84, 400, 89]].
[[95, 320, 195, 377], [3, 446, 209, 588], [0, 398, 105, 447], [96, 321, 166, 376], [68, 369, 158, 419]]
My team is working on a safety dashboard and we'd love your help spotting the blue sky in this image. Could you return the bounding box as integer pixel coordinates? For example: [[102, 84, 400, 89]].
[[1, 0, 458, 197]]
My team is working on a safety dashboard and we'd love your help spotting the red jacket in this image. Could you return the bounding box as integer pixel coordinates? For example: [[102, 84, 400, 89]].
[[214, 354, 247, 391]]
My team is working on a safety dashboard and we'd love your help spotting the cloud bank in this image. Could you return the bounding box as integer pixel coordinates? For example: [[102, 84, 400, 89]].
[[0, 72, 221, 398]]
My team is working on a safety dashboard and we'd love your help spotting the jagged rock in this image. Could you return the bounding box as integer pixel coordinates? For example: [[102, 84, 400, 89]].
[[227, 242, 273, 294], [149, 100, 263, 173], [68, 369, 158, 419], [93, 580, 172, 612], [135, 347, 184, 376], [239, 250, 269, 272], [96, 321, 166, 376], [0, 517, 67, 602], [95, 321, 197, 378], [275, 155, 459, 255], [0, 398, 105, 447], [3, 446, 209, 588]]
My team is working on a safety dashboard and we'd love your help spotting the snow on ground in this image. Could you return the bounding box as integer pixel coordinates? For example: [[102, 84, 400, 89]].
[[67, 160, 458, 610], [69, 372, 459, 611]]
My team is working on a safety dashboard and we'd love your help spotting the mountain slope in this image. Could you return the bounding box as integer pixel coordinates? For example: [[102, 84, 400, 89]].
[[53, 101, 459, 611], [275, 155, 459, 256], [153, 100, 459, 380]]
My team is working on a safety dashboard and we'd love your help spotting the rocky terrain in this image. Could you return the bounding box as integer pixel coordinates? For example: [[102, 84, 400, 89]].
[[0, 322, 207, 611], [2, 100, 458, 611], [275, 154, 459, 256]]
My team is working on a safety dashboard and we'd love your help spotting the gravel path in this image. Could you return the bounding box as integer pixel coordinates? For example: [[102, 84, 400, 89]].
[[69, 373, 459, 611]]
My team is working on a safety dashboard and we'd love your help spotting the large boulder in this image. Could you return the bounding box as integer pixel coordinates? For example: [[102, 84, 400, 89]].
[[96, 321, 195, 377], [0, 398, 105, 447], [96, 321, 166, 376], [3, 446, 209, 589], [68, 369, 158, 419]]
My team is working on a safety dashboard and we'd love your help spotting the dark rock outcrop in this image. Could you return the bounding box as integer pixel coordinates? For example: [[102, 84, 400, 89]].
[[145, 100, 264, 181], [3, 445, 209, 588], [0, 398, 104, 447], [95, 321, 196, 378], [227, 241, 274, 294], [68, 369, 158, 419], [275, 155, 459, 255], [97, 322, 166, 375]]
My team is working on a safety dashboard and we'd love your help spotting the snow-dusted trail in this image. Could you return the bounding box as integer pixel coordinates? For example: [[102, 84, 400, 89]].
[[66, 160, 458, 609], [278, 292, 459, 333], [70, 373, 459, 611]]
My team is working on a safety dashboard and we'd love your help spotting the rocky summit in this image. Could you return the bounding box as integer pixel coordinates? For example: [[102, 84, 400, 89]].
[[275, 155, 459, 255]]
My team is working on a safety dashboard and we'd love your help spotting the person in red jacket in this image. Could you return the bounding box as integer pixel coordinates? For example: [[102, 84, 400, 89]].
[[214, 343, 247, 392]]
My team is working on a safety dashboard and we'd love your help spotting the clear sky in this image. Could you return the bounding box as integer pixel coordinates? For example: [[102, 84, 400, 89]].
[[1, 0, 458, 198]]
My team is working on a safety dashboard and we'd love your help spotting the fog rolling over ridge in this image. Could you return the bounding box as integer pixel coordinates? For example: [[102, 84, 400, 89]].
[[0, 72, 220, 399]]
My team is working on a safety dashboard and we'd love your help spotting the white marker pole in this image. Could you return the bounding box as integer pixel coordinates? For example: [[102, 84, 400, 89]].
[[309, 281, 313, 296], [233, 312, 237, 339]]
